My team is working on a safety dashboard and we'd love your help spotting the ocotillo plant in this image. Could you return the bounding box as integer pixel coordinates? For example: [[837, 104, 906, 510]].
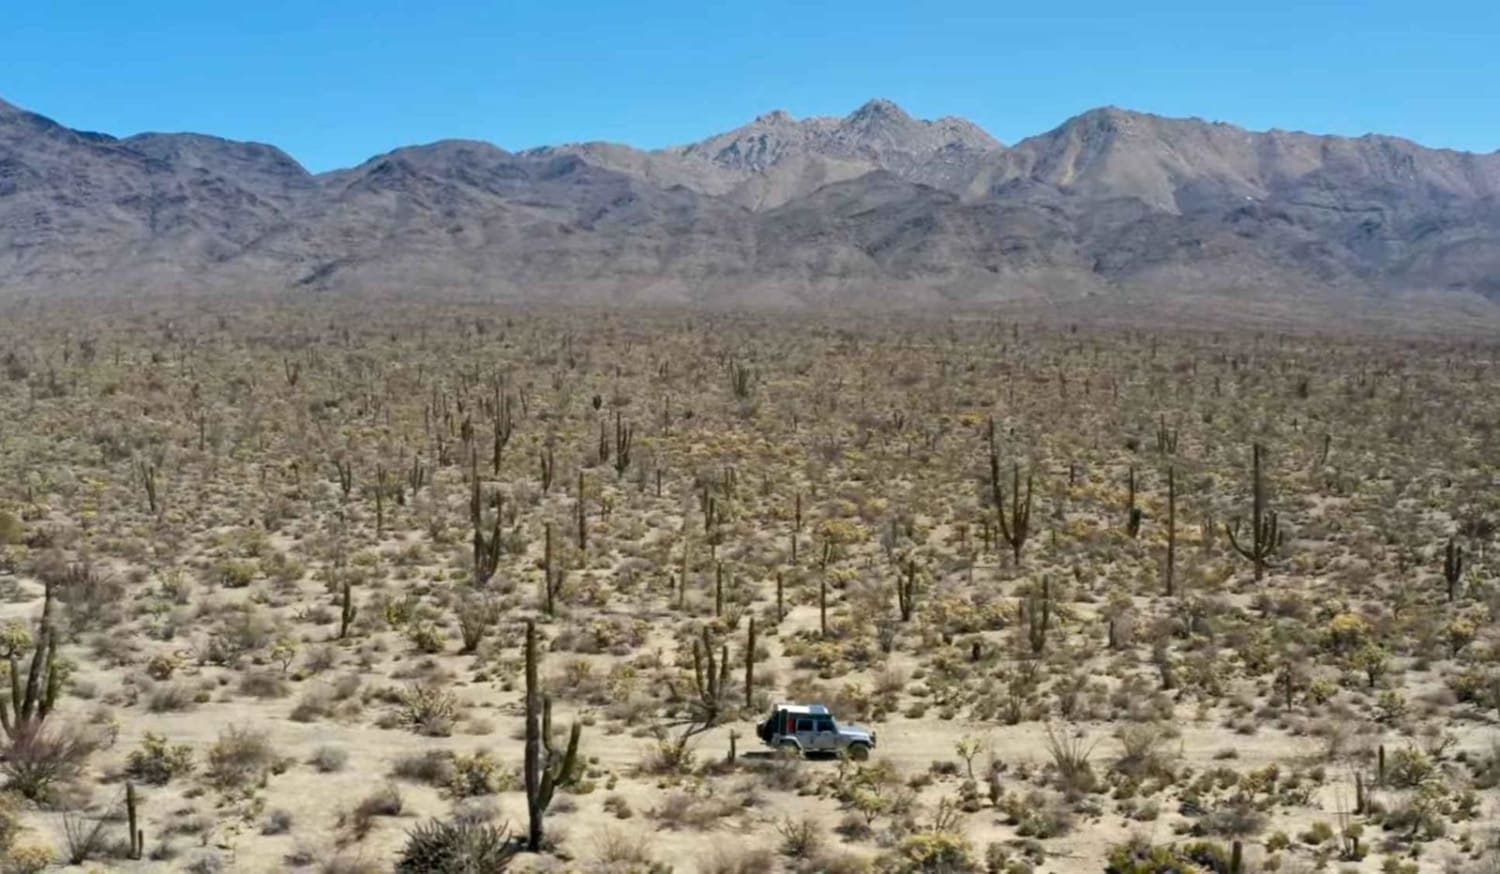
[[470, 451, 503, 586], [523, 621, 582, 852], [1444, 538, 1464, 601], [1226, 442, 1283, 581]]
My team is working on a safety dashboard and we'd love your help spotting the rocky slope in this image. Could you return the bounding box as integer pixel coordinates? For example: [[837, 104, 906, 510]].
[[2, 95, 1498, 308]]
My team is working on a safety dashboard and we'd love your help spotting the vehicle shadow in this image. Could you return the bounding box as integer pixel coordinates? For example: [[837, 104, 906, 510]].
[[739, 750, 847, 762]]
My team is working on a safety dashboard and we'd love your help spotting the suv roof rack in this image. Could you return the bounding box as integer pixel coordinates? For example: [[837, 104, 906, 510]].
[[773, 703, 830, 715]]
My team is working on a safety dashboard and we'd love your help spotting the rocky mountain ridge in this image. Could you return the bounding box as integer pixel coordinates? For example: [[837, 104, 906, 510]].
[[3, 95, 1498, 309]]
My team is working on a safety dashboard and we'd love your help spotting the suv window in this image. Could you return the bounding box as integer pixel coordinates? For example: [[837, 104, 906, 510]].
[[795, 718, 814, 732], [814, 719, 834, 732]]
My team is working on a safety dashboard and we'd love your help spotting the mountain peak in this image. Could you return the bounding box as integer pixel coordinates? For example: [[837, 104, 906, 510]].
[[753, 109, 796, 125], [847, 98, 910, 123]]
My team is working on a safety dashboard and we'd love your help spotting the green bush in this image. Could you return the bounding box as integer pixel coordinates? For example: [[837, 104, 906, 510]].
[[125, 732, 195, 784]]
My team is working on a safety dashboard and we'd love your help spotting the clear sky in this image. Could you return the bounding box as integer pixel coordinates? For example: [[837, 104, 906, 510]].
[[5, 0, 1498, 172]]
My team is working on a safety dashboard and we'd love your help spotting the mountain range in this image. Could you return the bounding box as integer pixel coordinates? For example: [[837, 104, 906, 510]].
[[3, 95, 1500, 311]]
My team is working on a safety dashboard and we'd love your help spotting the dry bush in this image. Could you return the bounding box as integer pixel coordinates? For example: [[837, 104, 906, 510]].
[[206, 725, 277, 790], [2, 725, 99, 801]]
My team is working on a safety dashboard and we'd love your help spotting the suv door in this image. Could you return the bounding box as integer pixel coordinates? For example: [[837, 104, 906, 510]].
[[794, 717, 818, 750], [812, 717, 839, 752]]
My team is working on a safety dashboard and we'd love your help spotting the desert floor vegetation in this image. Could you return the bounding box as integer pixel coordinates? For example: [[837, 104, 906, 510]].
[[0, 298, 1496, 873]]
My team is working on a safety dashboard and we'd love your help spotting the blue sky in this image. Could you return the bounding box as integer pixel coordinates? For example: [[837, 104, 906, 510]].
[[5, 0, 1498, 172]]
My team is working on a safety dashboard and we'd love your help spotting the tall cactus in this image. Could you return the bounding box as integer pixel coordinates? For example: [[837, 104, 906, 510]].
[[470, 450, 503, 586], [338, 579, 357, 640], [1226, 442, 1282, 582], [1444, 538, 1464, 601], [543, 523, 563, 616], [1164, 466, 1177, 597], [895, 558, 918, 622], [988, 419, 1034, 566], [575, 471, 587, 556], [0, 581, 59, 741], [492, 390, 513, 476], [613, 411, 633, 476], [689, 625, 730, 725], [524, 621, 582, 852], [744, 617, 756, 709], [126, 782, 144, 860], [1023, 577, 1053, 655]]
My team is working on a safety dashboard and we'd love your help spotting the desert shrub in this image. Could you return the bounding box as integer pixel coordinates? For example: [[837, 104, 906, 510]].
[[145, 653, 179, 681], [407, 622, 447, 654], [774, 816, 824, 856], [206, 726, 277, 790], [591, 826, 660, 870], [399, 683, 459, 736], [357, 783, 404, 818], [146, 682, 198, 713], [344, 783, 406, 841], [238, 670, 290, 699], [1104, 836, 1210, 874], [2, 842, 54, 874], [450, 751, 513, 797], [1386, 747, 1435, 789], [316, 852, 384, 874], [0, 792, 22, 854], [392, 750, 457, 786], [1197, 800, 1267, 839], [1, 725, 98, 800], [1113, 723, 1176, 781], [456, 598, 500, 652], [217, 560, 258, 588], [291, 687, 335, 722], [395, 817, 518, 873], [262, 809, 295, 835], [125, 732, 195, 784], [879, 832, 978, 873], [310, 746, 349, 773], [0, 511, 23, 546], [1044, 725, 1099, 798]]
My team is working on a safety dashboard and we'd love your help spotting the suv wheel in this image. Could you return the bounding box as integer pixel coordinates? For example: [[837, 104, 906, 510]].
[[846, 743, 870, 761], [777, 739, 801, 758]]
